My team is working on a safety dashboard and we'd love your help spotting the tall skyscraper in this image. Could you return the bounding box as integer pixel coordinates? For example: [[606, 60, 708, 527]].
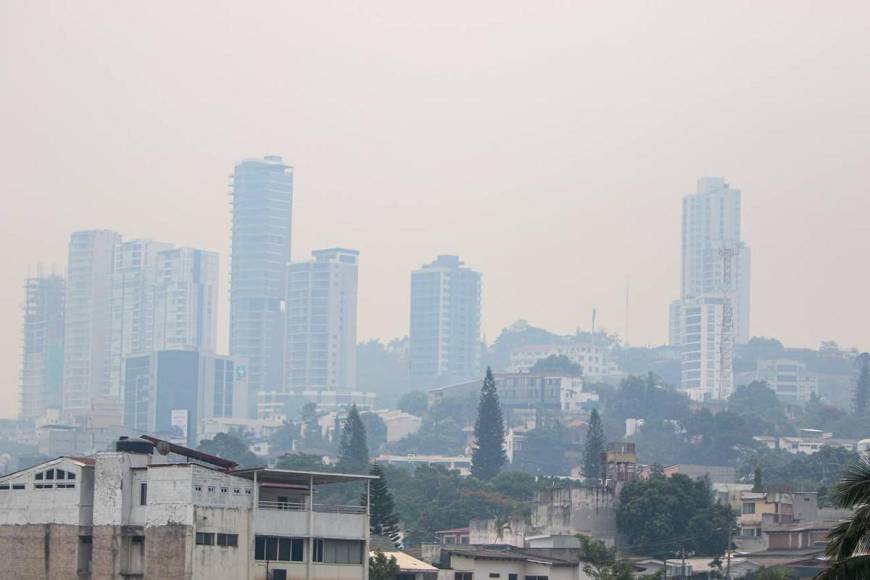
[[62, 230, 121, 414], [153, 247, 219, 353], [108, 239, 173, 395], [285, 248, 359, 391], [670, 177, 750, 401], [409, 255, 482, 387], [19, 272, 65, 419], [672, 177, 751, 344], [229, 156, 293, 398]]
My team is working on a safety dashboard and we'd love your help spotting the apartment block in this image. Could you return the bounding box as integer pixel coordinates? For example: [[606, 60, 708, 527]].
[[0, 437, 372, 580], [19, 272, 65, 419]]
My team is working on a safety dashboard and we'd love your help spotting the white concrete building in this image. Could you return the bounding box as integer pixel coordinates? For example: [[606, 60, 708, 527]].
[[755, 359, 819, 404], [508, 342, 620, 379], [374, 410, 423, 443], [423, 545, 591, 580], [675, 296, 735, 401], [286, 248, 359, 390], [63, 230, 122, 415], [410, 255, 482, 388], [375, 454, 472, 476], [0, 437, 373, 580]]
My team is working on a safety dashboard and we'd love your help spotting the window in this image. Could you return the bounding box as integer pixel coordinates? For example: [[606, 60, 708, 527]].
[[525, 576, 548, 580], [221, 487, 228, 494], [0, 484, 9, 490], [455, 573, 473, 580], [742, 502, 756, 515], [207, 486, 215, 493], [217, 533, 239, 547], [272, 571, 288, 580], [490, 574, 501, 578], [509, 575, 518, 580], [254, 536, 304, 562], [12, 484, 24, 490], [313, 539, 363, 564], [140, 483, 148, 505], [196, 532, 215, 546], [35, 483, 53, 489], [131, 536, 144, 545], [80, 536, 93, 545], [194, 485, 202, 492]]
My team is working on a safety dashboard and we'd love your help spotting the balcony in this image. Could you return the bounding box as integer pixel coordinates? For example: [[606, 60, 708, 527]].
[[231, 468, 374, 540]]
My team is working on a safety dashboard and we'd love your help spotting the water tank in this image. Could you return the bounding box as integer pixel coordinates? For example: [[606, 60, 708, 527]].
[[115, 437, 154, 454]]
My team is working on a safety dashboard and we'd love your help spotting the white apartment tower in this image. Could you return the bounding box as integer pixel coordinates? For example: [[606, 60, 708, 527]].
[[285, 249, 359, 390], [108, 239, 173, 395], [674, 296, 734, 401], [153, 247, 220, 353], [62, 230, 121, 414], [670, 178, 749, 401], [409, 255, 482, 387], [229, 156, 293, 396], [19, 272, 65, 419]]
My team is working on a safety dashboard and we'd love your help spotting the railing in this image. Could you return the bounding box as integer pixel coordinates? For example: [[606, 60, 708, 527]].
[[257, 500, 366, 515], [258, 500, 307, 511], [313, 503, 366, 514]]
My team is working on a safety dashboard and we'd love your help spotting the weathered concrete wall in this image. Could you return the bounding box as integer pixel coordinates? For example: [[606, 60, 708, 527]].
[[469, 518, 528, 547], [144, 524, 189, 579], [0, 524, 84, 580], [532, 486, 617, 540]]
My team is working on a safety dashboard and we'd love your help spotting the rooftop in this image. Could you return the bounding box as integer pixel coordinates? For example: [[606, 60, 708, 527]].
[[230, 467, 377, 487]]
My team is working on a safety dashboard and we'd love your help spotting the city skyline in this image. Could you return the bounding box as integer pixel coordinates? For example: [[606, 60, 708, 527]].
[[3, 2, 870, 417]]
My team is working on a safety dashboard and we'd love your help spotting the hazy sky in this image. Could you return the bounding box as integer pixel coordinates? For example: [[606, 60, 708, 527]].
[[1, 2, 869, 418]]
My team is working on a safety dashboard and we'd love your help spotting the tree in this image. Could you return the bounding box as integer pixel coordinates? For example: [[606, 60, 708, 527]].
[[752, 466, 763, 492], [728, 381, 790, 434], [584, 409, 606, 481], [577, 535, 637, 580], [820, 459, 870, 578], [530, 354, 582, 377], [366, 463, 402, 547], [853, 353, 870, 416], [360, 411, 388, 455], [368, 551, 400, 580], [301, 403, 324, 447], [489, 471, 537, 501], [397, 391, 428, 416], [197, 433, 260, 468], [512, 426, 571, 476], [337, 405, 370, 473], [275, 453, 326, 471], [617, 474, 733, 559], [471, 368, 506, 480]]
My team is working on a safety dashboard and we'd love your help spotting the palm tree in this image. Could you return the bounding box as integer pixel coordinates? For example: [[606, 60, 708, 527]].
[[820, 458, 870, 579]]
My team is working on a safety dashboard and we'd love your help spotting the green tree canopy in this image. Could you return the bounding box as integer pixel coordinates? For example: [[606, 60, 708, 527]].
[[366, 463, 402, 547], [337, 405, 370, 474], [397, 391, 428, 416], [584, 409, 606, 481], [471, 367, 506, 480], [197, 432, 260, 468], [853, 353, 870, 416], [274, 452, 326, 471], [617, 473, 733, 559], [530, 354, 582, 377], [369, 551, 400, 580]]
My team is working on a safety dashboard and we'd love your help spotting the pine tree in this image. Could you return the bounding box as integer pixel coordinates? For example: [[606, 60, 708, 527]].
[[854, 353, 870, 416], [471, 367, 506, 480], [364, 463, 402, 547], [337, 405, 370, 473], [583, 408, 606, 482], [752, 466, 763, 492]]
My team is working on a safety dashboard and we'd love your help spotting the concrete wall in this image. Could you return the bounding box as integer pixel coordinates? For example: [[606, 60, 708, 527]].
[[533, 487, 617, 540], [0, 524, 84, 580], [0, 459, 93, 526], [192, 505, 252, 580], [469, 518, 528, 547]]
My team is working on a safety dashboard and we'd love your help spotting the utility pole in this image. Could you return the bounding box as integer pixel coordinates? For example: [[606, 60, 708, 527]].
[[726, 523, 733, 579]]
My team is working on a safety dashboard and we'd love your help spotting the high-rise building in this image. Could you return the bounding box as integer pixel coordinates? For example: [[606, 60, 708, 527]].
[[670, 178, 750, 401], [674, 296, 734, 401], [153, 247, 220, 353], [409, 255, 481, 387], [671, 177, 751, 344], [285, 248, 359, 391], [62, 230, 121, 414], [229, 156, 293, 398], [123, 350, 248, 446], [19, 272, 65, 419], [108, 239, 174, 396]]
